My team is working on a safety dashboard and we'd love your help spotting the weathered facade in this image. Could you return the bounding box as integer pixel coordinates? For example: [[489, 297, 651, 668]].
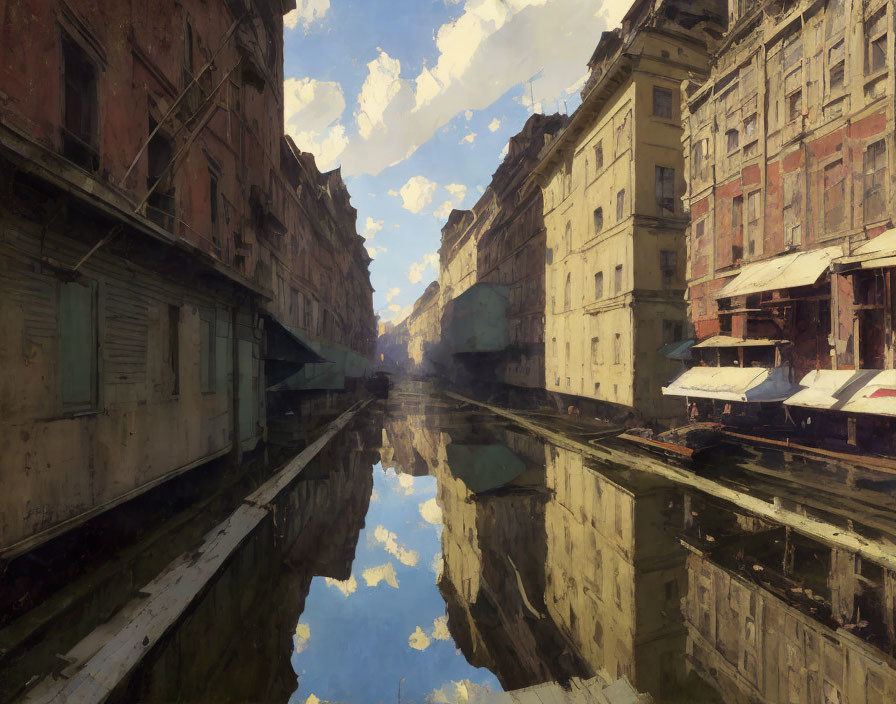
[[675, 0, 896, 446], [532, 0, 725, 425], [405, 280, 441, 372], [0, 0, 373, 557]]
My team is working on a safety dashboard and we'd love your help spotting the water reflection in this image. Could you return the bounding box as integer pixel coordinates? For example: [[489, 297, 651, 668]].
[[121, 388, 896, 703]]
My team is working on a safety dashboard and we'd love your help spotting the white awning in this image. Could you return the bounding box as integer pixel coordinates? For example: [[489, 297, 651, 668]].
[[693, 336, 790, 348], [715, 246, 841, 299], [662, 365, 798, 402], [833, 228, 896, 272], [785, 369, 896, 417]]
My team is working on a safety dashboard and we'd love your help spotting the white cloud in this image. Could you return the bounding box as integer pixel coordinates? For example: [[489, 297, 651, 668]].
[[408, 253, 440, 283], [293, 623, 311, 653], [488, 117, 501, 132], [445, 183, 467, 200], [419, 498, 443, 525], [367, 245, 388, 259], [386, 287, 401, 303], [432, 615, 451, 640], [283, 77, 347, 171], [431, 552, 444, 579], [397, 473, 415, 495], [324, 575, 357, 597], [434, 183, 469, 220], [362, 563, 400, 588], [363, 217, 384, 240], [428, 680, 497, 704], [339, 0, 612, 176], [459, 132, 476, 144], [387, 188, 399, 197], [383, 304, 414, 323], [464, 109, 473, 120], [498, 142, 509, 160], [374, 525, 419, 567], [397, 175, 438, 213], [357, 50, 405, 140], [409, 626, 432, 651], [284, 0, 330, 30]]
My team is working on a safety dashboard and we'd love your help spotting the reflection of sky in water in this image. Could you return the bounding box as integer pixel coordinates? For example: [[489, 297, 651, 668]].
[[289, 463, 501, 704]]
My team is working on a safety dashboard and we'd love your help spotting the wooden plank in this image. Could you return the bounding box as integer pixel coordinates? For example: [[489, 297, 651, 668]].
[[619, 432, 695, 458], [21, 399, 370, 703], [445, 392, 896, 571]]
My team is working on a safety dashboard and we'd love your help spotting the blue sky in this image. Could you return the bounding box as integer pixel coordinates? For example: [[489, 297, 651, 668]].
[[282, 0, 630, 323], [288, 464, 500, 703]]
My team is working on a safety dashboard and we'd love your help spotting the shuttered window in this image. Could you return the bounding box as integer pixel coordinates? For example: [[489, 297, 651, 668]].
[[60, 280, 98, 412]]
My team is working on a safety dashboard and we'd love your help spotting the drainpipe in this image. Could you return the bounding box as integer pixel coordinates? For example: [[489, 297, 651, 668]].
[[231, 295, 242, 465]]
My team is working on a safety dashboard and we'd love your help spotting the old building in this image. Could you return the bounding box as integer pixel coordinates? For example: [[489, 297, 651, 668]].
[[405, 280, 441, 373], [475, 114, 567, 390], [531, 0, 725, 425], [0, 0, 373, 558], [672, 0, 896, 447]]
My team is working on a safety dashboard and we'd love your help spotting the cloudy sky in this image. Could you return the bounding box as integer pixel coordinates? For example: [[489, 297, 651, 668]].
[[283, 0, 630, 323]]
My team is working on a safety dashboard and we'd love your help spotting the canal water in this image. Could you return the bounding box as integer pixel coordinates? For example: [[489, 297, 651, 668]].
[[5, 384, 896, 703]]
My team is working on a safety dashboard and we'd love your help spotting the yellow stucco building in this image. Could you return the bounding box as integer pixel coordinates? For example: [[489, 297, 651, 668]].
[[532, 0, 724, 424]]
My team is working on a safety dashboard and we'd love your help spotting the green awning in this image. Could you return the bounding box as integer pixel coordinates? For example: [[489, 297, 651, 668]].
[[445, 444, 526, 494]]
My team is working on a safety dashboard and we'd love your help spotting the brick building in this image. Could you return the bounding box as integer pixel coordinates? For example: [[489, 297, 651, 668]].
[[671, 0, 896, 450], [0, 0, 373, 557]]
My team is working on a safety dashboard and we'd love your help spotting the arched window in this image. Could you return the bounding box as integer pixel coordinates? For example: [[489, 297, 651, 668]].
[[565, 221, 572, 254], [564, 273, 572, 310]]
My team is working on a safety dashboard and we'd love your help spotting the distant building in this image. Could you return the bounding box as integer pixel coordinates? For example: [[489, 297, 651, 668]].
[[672, 0, 896, 450], [0, 0, 373, 557], [532, 0, 726, 425], [406, 280, 441, 372]]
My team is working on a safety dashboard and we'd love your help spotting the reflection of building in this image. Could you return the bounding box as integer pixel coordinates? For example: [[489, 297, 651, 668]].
[[531, 0, 724, 424], [112, 424, 380, 703], [544, 446, 687, 695], [376, 319, 411, 372], [682, 542, 896, 704], [436, 425, 586, 690]]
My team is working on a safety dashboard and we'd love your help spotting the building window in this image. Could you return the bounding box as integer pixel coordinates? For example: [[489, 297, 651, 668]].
[[613, 333, 622, 364], [660, 250, 677, 289], [594, 271, 603, 299], [591, 337, 600, 364], [865, 9, 887, 74], [146, 117, 175, 231], [616, 189, 625, 221], [726, 129, 739, 152], [732, 195, 744, 261], [593, 207, 603, 233], [564, 221, 572, 254], [653, 86, 673, 118], [565, 341, 570, 364], [614, 264, 623, 294], [864, 139, 887, 221], [787, 89, 802, 122], [828, 41, 845, 91], [61, 34, 99, 171], [655, 166, 675, 214], [823, 159, 846, 232], [594, 141, 603, 170], [59, 279, 98, 413], [552, 337, 557, 360], [743, 113, 757, 139], [695, 220, 705, 239], [564, 273, 572, 309], [662, 319, 683, 344], [167, 304, 180, 396], [199, 309, 216, 393]]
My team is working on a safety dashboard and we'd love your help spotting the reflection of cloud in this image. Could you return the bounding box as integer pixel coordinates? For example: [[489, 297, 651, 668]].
[[426, 679, 496, 704], [370, 488, 380, 502], [294, 623, 311, 653], [397, 473, 415, 495], [374, 525, 419, 567], [431, 552, 444, 580], [409, 625, 432, 651], [324, 575, 357, 597], [363, 563, 399, 588], [419, 497, 443, 525], [432, 615, 451, 641], [303, 695, 325, 704]]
